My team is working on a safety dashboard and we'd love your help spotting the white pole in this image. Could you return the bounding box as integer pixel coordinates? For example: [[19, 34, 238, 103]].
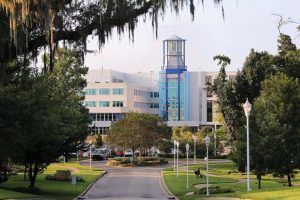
[[176, 143, 179, 177], [174, 142, 176, 171], [206, 145, 209, 196], [194, 139, 196, 164], [187, 147, 189, 188], [214, 124, 217, 157], [246, 115, 251, 192], [89, 145, 92, 172]]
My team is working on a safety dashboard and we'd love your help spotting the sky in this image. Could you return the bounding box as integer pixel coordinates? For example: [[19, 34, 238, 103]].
[[84, 0, 300, 73]]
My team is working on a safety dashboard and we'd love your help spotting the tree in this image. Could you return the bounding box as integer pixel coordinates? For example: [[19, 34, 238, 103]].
[[95, 135, 104, 148], [108, 112, 168, 157], [1, 48, 91, 187], [254, 73, 300, 187], [209, 55, 243, 141], [171, 126, 211, 156], [0, 0, 207, 72], [273, 34, 300, 79]]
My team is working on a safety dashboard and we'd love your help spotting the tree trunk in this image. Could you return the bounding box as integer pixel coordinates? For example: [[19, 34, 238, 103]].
[[24, 165, 27, 180], [257, 174, 261, 189], [287, 173, 292, 187], [28, 161, 39, 187]]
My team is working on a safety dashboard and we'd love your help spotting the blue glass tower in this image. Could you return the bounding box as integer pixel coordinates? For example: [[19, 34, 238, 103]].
[[159, 35, 190, 121]]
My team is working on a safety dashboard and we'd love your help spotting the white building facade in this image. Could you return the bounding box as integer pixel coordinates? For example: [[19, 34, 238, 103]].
[[84, 70, 159, 134], [84, 35, 236, 134]]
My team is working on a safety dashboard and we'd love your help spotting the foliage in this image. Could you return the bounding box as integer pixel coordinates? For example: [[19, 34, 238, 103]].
[[0, 162, 101, 200], [211, 32, 300, 189], [108, 112, 168, 157], [253, 73, 300, 187], [0, 48, 90, 187], [197, 186, 235, 194], [171, 126, 215, 156], [95, 135, 103, 148]]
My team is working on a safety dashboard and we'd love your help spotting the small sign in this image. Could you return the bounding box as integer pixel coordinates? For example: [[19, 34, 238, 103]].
[[71, 176, 77, 185], [130, 156, 133, 162]]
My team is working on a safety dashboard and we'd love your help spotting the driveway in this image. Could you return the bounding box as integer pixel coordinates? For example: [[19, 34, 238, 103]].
[[80, 160, 173, 200]]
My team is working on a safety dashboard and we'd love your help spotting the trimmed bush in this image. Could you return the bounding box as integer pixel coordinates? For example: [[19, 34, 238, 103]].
[[55, 170, 71, 181], [45, 175, 56, 181], [197, 186, 234, 194]]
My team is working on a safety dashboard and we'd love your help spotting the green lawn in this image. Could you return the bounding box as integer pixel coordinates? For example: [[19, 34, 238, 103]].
[[163, 161, 300, 200], [0, 162, 103, 200]]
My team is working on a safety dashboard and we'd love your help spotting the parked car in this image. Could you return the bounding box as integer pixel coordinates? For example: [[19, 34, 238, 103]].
[[124, 149, 133, 157], [115, 150, 124, 157], [92, 148, 109, 161], [92, 150, 105, 161]]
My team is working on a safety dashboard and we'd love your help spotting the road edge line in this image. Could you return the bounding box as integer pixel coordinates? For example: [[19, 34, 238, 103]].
[[160, 170, 179, 200], [74, 171, 107, 200]]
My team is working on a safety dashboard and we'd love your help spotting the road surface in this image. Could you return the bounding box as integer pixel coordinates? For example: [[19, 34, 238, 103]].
[[80, 160, 173, 200]]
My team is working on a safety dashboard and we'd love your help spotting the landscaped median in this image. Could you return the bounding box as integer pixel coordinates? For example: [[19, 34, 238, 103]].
[[162, 161, 300, 200], [107, 157, 168, 167], [0, 162, 103, 200]]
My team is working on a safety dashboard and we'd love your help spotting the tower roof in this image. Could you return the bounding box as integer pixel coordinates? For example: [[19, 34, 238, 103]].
[[164, 34, 186, 41]]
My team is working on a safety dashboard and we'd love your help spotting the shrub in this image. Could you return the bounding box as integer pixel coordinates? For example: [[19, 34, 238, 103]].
[[55, 170, 71, 181], [198, 186, 234, 194], [45, 175, 56, 181]]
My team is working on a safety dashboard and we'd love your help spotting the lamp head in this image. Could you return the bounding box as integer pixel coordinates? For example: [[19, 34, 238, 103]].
[[243, 98, 252, 117], [204, 135, 210, 146], [186, 143, 190, 151]]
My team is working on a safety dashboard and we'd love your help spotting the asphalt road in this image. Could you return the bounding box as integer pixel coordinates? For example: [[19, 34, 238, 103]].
[[80, 160, 173, 200]]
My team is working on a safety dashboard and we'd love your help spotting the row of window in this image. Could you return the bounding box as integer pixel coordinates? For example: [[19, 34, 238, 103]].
[[85, 88, 124, 95], [134, 102, 159, 109], [89, 113, 122, 122], [91, 126, 110, 135], [205, 75, 236, 85], [134, 90, 159, 98], [85, 101, 124, 108]]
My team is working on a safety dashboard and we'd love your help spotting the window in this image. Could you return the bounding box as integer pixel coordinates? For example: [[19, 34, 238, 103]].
[[85, 101, 97, 107], [112, 88, 124, 95], [99, 101, 110, 107], [150, 103, 159, 108], [150, 92, 159, 98], [205, 76, 212, 84], [99, 88, 110, 95], [207, 101, 213, 122], [85, 89, 97, 95], [112, 101, 123, 107]]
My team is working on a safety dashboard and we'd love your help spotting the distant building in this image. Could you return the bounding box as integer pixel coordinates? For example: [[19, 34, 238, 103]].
[[84, 35, 236, 134], [84, 70, 159, 134]]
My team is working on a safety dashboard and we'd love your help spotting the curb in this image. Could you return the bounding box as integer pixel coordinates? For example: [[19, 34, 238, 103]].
[[160, 170, 179, 200], [74, 171, 107, 200]]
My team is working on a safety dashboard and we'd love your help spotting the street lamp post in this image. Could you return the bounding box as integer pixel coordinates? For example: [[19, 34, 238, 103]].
[[192, 135, 197, 164], [89, 140, 92, 172], [214, 124, 217, 157], [186, 143, 190, 189], [204, 135, 211, 196], [174, 140, 177, 171], [176, 141, 179, 177], [243, 98, 252, 192]]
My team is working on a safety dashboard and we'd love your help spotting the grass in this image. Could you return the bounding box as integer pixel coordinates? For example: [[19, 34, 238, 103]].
[[163, 161, 300, 200], [0, 162, 103, 200]]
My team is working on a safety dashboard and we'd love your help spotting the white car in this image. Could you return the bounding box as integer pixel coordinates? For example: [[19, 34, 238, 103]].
[[124, 149, 133, 157]]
